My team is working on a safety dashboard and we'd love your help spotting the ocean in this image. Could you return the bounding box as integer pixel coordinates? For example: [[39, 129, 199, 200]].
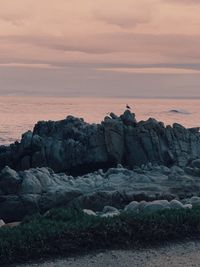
[[1, 96, 200, 145]]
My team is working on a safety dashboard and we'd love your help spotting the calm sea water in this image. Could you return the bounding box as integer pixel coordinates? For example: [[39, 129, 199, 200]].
[[1, 96, 200, 145]]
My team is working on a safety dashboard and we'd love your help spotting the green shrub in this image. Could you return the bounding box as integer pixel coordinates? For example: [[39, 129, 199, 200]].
[[1, 207, 200, 265]]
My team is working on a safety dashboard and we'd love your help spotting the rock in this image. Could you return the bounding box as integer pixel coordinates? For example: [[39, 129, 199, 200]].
[[110, 112, 118, 120], [183, 204, 192, 209], [143, 200, 170, 213], [38, 187, 82, 213], [21, 131, 33, 149], [188, 127, 200, 134], [124, 201, 139, 212], [161, 166, 171, 175], [120, 110, 137, 126], [83, 209, 96, 216], [138, 201, 147, 210], [170, 200, 184, 209], [102, 206, 119, 213], [0, 162, 200, 221], [190, 196, 200, 207], [3, 222, 21, 228], [101, 211, 120, 218], [104, 116, 125, 164], [0, 166, 21, 194], [0, 219, 5, 227], [191, 159, 200, 169], [170, 166, 185, 175], [0, 110, 200, 174], [0, 196, 26, 223]]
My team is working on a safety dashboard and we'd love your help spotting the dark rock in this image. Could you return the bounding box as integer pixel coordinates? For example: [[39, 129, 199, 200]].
[[0, 196, 26, 223], [0, 110, 200, 174], [0, 166, 22, 194]]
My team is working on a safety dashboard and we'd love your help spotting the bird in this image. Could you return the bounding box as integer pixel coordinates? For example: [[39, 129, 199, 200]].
[[126, 104, 131, 110]]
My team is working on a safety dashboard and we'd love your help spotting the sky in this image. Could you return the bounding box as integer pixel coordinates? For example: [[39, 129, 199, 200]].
[[0, 0, 200, 98]]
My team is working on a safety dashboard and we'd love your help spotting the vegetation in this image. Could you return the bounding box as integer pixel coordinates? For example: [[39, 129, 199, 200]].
[[1, 207, 200, 265]]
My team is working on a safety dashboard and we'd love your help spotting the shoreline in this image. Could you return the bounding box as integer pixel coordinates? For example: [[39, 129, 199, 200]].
[[17, 240, 200, 267]]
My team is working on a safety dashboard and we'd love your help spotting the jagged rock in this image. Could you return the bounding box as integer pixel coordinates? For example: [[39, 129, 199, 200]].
[[110, 112, 118, 120], [103, 116, 124, 164], [0, 110, 199, 174], [1, 162, 200, 221], [120, 110, 137, 126]]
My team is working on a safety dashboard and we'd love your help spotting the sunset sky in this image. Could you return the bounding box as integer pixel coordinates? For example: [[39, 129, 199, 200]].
[[0, 0, 200, 97]]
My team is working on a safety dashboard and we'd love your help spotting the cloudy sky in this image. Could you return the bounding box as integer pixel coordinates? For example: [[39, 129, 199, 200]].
[[0, 0, 200, 97]]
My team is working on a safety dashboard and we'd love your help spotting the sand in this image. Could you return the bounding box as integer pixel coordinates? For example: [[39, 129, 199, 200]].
[[19, 240, 200, 267]]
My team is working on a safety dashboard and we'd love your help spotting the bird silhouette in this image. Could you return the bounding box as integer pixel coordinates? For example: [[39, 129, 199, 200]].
[[126, 104, 131, 109]]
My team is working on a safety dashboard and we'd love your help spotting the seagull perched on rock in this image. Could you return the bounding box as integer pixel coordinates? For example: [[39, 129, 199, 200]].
[[126, 104, 131, 110]]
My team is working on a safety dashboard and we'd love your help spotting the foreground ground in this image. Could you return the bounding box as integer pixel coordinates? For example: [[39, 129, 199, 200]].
[[19, 241, 200, 267]]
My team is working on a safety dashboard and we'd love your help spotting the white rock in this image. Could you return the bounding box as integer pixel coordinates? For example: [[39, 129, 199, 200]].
[[83, 209, 96, 216], [0, 219, 5, 227], [183, 204, 192, 209]]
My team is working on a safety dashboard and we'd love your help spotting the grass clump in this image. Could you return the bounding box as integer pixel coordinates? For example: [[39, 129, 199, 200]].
[[1, 207, 200, 265]]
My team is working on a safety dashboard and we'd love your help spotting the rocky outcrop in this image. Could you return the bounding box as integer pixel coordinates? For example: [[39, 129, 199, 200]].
[[1, 163, 200, 222], [0, 110, 200, 174]]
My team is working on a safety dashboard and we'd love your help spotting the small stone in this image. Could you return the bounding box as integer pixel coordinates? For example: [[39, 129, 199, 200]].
[[83, 209, 96, 216]]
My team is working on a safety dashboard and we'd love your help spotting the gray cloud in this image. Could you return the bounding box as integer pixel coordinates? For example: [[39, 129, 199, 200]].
[[1, 32, 200, 60], [163, 0, 200, 4]]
